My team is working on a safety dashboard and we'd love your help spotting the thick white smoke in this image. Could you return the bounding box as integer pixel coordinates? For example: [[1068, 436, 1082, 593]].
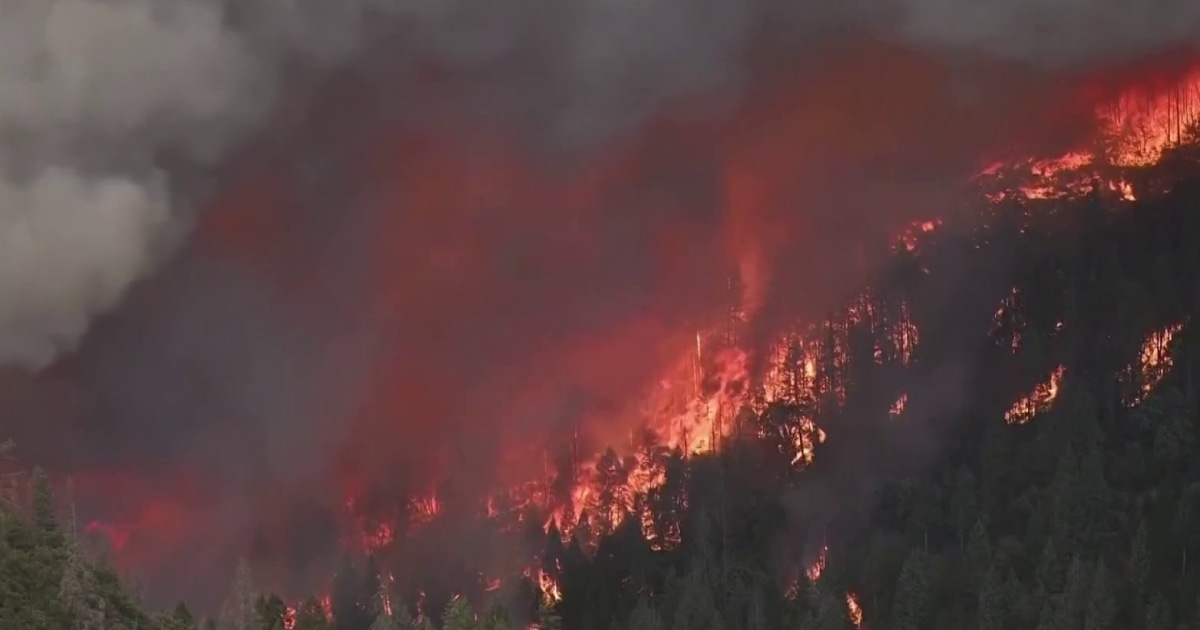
[[0, 0, 264, 368], [1, 0, 1198, 369]]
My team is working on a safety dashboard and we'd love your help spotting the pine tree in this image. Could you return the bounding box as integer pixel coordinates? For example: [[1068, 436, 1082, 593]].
[[443, 595, 477, 630], [258, 594, 288, 630], [1144, 593, 1174, 630], [977, 562, 1006, 630], [60, 539, 105, 630], [966, 519, 991, 584], [812, 584, 849, 630], [1082, 559, 1115, 630], [1037, 538, 1064, 594], [1130, 518, 1151, 599], [535, 593, 563, 630], [627, 595, 664, 630], [367, 580, 401, 630], [30, 467, 63, 549], [479, 598, 512, 630], [171, 603, 198, 630], [218, 558, 261, 630], [294, 597, 331, 630], [890, 550, 931, 630], [670, 567, 718, 630]]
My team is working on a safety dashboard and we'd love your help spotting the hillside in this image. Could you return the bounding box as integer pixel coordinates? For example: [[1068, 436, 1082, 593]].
[[6, 132, 1200, 630]]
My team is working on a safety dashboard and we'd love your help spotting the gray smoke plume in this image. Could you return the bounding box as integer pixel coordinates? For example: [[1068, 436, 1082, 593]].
[[1, 0, 1198, 370]]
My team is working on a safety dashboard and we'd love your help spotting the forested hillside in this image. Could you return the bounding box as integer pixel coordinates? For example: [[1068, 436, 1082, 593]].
[[7, 151, 1200, 630]]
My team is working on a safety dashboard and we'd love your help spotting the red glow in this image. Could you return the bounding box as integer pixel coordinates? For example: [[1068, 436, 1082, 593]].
[[48, 41, 1200, 605]]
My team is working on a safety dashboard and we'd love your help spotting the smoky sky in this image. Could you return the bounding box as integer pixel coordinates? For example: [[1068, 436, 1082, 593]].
[[2, 0, 1200, 608]]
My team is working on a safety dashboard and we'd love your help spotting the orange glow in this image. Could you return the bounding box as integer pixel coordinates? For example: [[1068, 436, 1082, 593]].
[[1126, 322, 1185, 406], [847, 592, 863, 628], [976, 67, 1200, 203], [57, 37, 1200, 608], [806, 544, 828, 583], [410, 492, 441, 526], [1005, 365, 1065, 424]]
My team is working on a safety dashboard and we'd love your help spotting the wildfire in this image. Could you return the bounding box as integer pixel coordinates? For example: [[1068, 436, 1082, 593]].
[[58, 43, 1200, 618], [1126, 322, 1185, 406], [806, 544, 828, 583], [847, 592, 863, 628], [524, 566, 562, 603], [894, 219, 942, 253], [1004, 365, 1065, 425], [410, 492, 441, 526], [977, 66, 1200, 203]]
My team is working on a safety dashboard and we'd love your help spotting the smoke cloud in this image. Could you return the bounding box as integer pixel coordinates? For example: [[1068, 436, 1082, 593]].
[[3, 0, 1200, 609], [1, 0, 1198, 368]]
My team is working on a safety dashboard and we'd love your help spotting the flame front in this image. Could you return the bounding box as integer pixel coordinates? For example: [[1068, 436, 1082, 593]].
[[1005, 365, 1065, 425], [1126, 322, 1186, 406]]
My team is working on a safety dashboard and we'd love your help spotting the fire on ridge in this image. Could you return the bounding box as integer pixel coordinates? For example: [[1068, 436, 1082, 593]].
[[66, 52, 1200, 620]]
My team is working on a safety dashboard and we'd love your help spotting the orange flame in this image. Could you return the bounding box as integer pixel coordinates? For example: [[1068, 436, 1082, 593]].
[[847, 592, 863, 628], [978, 68, 1200, 203], [1005, 365, 1065, 424], [1126, 322, 1185, 406]]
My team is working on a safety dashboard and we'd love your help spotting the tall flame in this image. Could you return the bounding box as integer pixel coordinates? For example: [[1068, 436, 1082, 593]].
[[1005, 365, 1065, 425]]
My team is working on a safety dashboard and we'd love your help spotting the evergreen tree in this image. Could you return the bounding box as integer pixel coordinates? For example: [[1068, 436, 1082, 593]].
[[1037, 538, 1064, 594], [890, 550, 931, 630], [442, 596, 477, 630], [479, 598, 512, 630], [170, 603, 199, 630], [30, 467, 62, 549], [977, 562, 1006, 630], [627, 595, 664, 630], [60, 539, 105, 630], [1082, 559, 1115, 630], [1130, 518, 1151, 599], [294, 597, 331, 630], [218, 558, 261, 630], [1144, 593, 1174, 630], [535, 593, 563, 630], [669, 568, 718, 630]]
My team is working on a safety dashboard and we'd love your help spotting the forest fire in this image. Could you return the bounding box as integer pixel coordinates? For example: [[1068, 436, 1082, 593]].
[[978, 65, 1200, 203], [1004, 366, 1065, 425], [1125, 322, 1186, 406], [847, 593, 863, 628], [10, 7, 1200, 623]]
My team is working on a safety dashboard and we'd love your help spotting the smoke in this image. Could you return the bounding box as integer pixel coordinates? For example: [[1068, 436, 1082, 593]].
[[0, 0, 278, 368], [1, 0, 1198, 368], [3, 0, 1200, 609]]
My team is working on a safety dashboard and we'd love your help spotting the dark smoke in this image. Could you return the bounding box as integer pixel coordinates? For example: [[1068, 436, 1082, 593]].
[[2, 0, 1200, 608]]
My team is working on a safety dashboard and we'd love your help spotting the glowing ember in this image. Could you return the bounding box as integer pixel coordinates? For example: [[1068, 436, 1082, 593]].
[[1126, 322, 1185, 406], [889, 393, 907, 418], [410, 493, 441, 526], [1004, 365, 1065, 424], [847, 592, 863, 628], [894, 218, 942, 252], [806, 544, 828, 583]]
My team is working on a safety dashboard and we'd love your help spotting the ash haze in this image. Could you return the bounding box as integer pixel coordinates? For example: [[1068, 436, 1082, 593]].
[[2, 0, 1200, 609]]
